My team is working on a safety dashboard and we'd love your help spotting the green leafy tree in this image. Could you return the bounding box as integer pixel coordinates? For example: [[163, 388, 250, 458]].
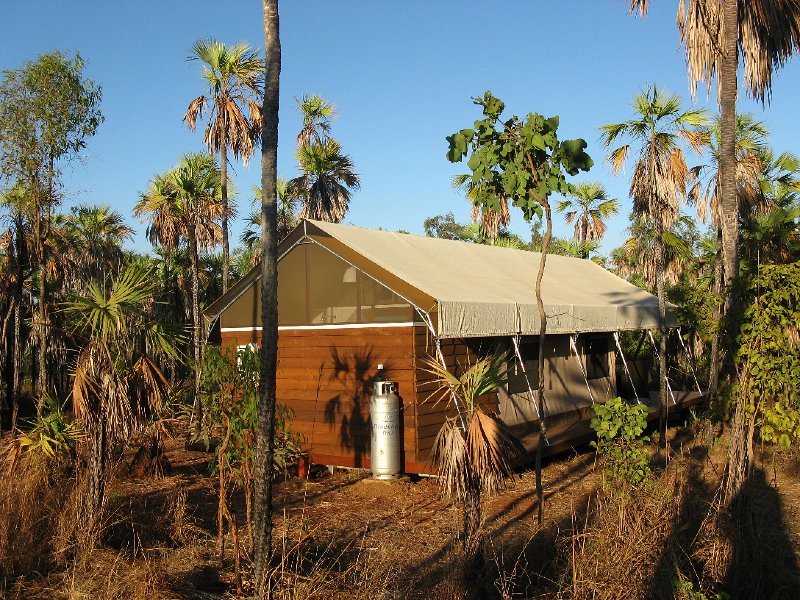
[[0, 51, 102, 407], [423, 212, 479, 242], [724, 262, 800, 499], [184, 39, 264, 293], [447, 91, 592, 523]]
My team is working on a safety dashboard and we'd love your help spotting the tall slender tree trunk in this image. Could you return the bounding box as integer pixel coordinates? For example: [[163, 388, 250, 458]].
[[84, 421, 107, 533], [189, 235, 203, 437], [535, 198, 552, 526], [220, 140, 230, 293], [719, 0, 751, 503], [654, 218, 668, 451], [708, 229, 724, 397], [35, 217, 47, 412], [254, 1, 281, 596], [11, 299, 20, 431], [719, 0, 739, 294]]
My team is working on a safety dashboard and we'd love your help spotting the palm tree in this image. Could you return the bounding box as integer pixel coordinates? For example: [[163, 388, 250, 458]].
[[290, 139, 360, 222], [453, 173, 511, 241], [556, 182, 620, 258], [63, 204, 132, 287], [254, 0, 281, 595], [68, 264, 180, 529], [612, 215, 697, 291], [184, 39, 264, 293], [424, 353, 522, 572], [601, 85, 707, 448], [134, 153, 223, 433], [629, 0, 800, 305], [244, 178, 297, 256], [296, 94, 336, 147]]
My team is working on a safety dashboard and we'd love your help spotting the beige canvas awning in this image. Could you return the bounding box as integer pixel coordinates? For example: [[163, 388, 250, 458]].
[[205, 219, 677, 338]]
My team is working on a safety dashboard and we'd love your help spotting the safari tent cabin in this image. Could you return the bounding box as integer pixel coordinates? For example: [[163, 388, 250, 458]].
[[204, 219, 698, 473]]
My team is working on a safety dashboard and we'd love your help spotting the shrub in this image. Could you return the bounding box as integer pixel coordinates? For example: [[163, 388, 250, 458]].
[[590, 396, 651, 486]]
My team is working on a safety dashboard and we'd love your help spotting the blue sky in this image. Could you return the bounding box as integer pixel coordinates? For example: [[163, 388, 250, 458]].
[[2, 1, 799, 255]]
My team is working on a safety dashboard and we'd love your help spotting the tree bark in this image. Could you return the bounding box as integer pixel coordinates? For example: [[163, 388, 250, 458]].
[[720, 0, 751, 501], [84, 421, 107, 533], [708, 228, 724, 397], [719, 0, 739, 293], [463, 481, 483, 569], [189, 233, 203, 438], [33, 203, 48, 413], [220, 141, 230, 293], [535, 198, 552, 526], [253, 1, 281, 596], [654, 217, 669, 452]]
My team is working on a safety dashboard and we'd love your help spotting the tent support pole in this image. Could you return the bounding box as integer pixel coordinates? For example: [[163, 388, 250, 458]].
[[415, 307, 467, 431], [676, 327, 704, 396], [511, 335, 548, 446], [569, 334, 596, 406], [613, 331, 641, 404], [648, 329, 677, 406]]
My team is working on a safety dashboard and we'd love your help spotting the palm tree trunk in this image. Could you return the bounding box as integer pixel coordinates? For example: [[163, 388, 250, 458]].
[[719, 0, 739, 294], [220, 141, 230, 293], [535, 197, 552, 526], [189, 234, 203, 437], [463, 480, 483, 572], [253, 1, 281, 596], [84, 421, 107, 532], [708, 228, 724, 397], [720, 0, 751, 502], [655, 218, 668, 451]]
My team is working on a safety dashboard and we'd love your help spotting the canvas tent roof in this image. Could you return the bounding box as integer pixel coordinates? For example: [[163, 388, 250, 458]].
[[204, 219, 677, 338]]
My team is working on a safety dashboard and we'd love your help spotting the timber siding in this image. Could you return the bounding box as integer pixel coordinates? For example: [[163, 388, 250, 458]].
[[221, 325, 438, 473]]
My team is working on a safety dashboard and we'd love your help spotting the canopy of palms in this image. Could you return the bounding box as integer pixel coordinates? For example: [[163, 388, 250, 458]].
[[134, 153, 223, 432], [556, 182, 619, 258], [62, 204, 132, 286], [601, 85, 707, 444], [291, 140, 360, 222], [452, 172, 511, 241], [184, 38, 264, 292]]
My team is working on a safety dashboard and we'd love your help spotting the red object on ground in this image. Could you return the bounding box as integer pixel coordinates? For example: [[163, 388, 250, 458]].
[[297, 455, 309, 478]]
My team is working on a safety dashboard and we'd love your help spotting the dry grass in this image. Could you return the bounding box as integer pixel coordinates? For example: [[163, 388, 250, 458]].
[[2, 426, 799, 599], [0, 449, 71, 580]]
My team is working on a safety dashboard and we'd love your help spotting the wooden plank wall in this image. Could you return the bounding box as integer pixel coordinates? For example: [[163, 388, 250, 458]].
[[221, 326, 417, 470], [412, 327, 499, 464]]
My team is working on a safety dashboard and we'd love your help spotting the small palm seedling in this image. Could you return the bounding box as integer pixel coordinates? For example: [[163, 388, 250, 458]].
[[421, 352, 523, 567]]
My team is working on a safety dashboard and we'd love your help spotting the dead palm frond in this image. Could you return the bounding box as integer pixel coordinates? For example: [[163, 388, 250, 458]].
[[184, 39, 264, 165]]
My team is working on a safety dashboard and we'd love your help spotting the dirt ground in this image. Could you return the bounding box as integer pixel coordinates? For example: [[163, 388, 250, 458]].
[[67, 421, 794, 600]]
